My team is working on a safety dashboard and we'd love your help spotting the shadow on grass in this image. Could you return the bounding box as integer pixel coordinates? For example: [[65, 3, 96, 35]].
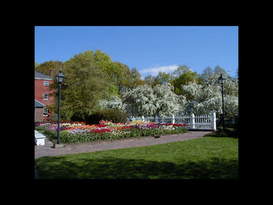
[[36, 156, 238, 179], [204, 129, 238, 138]]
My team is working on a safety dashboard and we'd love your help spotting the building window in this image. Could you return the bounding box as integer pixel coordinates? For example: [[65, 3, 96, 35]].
[[44, 81, 49, 87], [43, 107, 48, 116], [43, 93, 48, 100]]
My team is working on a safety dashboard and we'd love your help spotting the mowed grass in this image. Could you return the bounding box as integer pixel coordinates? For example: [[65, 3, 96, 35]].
[[35, 137, 238, 179]]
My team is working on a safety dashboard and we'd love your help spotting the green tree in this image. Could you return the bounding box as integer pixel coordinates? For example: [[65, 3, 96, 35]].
[[129, 68, 145, 89], [201, 66, 230, 87], [92, 50, 144, 96], [144, 75, 156, 86], [214, 65, 228, 76], [154, 72, 174, 85], [201, 66, 213, 79], [112, 61, 132, 94], [171, 70, 202, 95], [93, 49, 114, 80], [59, 51, 109, 121], [172, 65, 192, 77], [35, 60, 64, 76]]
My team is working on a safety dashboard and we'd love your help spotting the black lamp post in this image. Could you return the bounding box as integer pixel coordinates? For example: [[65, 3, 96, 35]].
[[56, 69, 64, 144], [218, 74, 226, 130]]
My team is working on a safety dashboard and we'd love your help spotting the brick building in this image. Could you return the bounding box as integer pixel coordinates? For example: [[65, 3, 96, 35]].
[[35, 99, 45, 122], [35, 70, 56, 121]]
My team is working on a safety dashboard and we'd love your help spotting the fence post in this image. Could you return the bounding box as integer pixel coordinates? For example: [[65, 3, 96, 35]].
[[141, 116, 145, 122], [191, 113, 195, 129], [212, 111, 216, 131], [171, 114, 175, 124]]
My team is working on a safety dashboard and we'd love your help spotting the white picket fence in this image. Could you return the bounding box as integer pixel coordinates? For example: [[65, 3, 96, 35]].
[[135, 111, 217, 131]]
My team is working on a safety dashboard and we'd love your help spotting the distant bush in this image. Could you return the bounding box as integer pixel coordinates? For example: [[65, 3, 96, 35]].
[[86, 109, 128, 124]]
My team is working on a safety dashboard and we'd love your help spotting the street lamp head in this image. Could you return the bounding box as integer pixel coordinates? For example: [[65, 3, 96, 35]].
[[218, 73, 226, 85], [56, 68, 65, 83]]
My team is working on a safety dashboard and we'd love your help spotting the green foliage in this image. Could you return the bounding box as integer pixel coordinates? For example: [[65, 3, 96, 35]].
[[61, 51, 110, 121], [154, 72, 174, 85], [60, 131, 115, 144], [86, 109, 128, 124], [43, 129, 58, 142], [129, 68, 146, 88], [144, 75, 156, 86], [171, 68, 202, 95], [57, 126, 188, 144], [104, 62, 145, 95], [35, 60, 64, 76], [37, 50, 147, 121]]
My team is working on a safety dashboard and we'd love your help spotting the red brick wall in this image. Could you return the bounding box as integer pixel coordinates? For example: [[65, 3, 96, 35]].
[[35, 108, 44, 122], [34, 79, 55, 106]]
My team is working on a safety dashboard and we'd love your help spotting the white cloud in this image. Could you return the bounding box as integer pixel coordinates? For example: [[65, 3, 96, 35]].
[[140, 64, 179, 76]]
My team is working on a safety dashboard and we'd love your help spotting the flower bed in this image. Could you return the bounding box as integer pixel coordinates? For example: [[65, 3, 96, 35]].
[[35, 120, 188, 144]]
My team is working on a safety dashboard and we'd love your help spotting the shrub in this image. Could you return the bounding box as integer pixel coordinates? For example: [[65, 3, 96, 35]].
[[43, 129, 58, 142], [86, 109, 128, 124]]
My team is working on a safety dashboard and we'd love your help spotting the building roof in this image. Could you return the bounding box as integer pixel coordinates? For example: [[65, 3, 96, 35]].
[[35, 70, 53, 80], [35, 99, 45, 108]]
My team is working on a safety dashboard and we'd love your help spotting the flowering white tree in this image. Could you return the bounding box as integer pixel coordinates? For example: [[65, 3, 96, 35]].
[[100, 72, 238, 119], [123, 83, 185, 117], [99, 95, 126, 112], [123, 84, 155, 116], [153, 83, 186, 117], [182, 74, 238, 117]]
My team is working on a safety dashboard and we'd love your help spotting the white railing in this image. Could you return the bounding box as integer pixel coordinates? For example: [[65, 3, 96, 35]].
[[135, 111, 216, 131]]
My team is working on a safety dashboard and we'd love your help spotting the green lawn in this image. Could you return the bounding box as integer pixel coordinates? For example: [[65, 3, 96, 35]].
[[35, 137, 238, 179]]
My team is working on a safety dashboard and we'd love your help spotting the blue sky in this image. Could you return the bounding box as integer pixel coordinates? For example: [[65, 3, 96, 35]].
[[35, 26, 238, 77]]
